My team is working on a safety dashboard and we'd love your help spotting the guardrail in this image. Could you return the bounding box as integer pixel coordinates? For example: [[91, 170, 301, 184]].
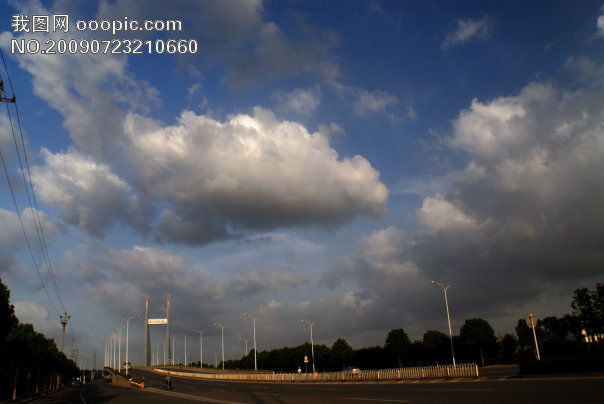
[[154, 363, 479, 382]]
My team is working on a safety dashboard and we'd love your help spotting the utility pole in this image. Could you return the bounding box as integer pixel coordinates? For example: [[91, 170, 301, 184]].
[[0, 79, 16, 103], [60, 312, 70, 353]]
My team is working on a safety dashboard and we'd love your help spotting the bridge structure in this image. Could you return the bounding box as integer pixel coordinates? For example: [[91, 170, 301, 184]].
[[144, 293, 171, 366]]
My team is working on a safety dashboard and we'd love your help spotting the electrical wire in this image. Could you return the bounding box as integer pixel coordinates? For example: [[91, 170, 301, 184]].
[[0, 47, 69, 320], [0, 47, 67, 313]]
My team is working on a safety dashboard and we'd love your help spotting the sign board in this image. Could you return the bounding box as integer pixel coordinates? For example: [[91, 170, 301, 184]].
[[148, 318, 168, 325], [304, 355, 309, 363], [525, 313, 537, 328]]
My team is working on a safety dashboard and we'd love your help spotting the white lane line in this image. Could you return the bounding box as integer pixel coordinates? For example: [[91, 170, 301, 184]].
[[143, 387, 247, 404], [338, 398, 408, 403], [412, 388, 493, 391], [79, 385, 87, 404]]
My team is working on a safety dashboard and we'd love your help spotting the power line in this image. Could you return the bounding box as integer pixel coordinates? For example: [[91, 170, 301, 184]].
[[0, 48, 66, 313], [0, 48, 67, 320]]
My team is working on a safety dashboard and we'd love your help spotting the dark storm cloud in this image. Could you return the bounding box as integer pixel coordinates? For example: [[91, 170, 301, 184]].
[[327, 77, 604, 327]]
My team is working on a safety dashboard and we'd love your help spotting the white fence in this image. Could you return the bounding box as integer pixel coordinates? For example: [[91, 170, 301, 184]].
[[154, 363, 479, 382]]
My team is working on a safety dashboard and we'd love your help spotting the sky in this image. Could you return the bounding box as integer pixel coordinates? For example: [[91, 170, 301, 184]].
[[1, 0, 604, 369]]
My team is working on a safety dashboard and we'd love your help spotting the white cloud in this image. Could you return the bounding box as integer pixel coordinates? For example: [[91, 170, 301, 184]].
[[3, 4, 386, 244], [353, 89, 399, 116], [418, 195, 479, 234], [442, 17, 490, 49], [31, 149, 148, 237], [0, 207, 57, 249], [123, 107, 388, 243], [274, 86, 321, 116], [597, 9, 604, 36], [13, 300, 61, 335]]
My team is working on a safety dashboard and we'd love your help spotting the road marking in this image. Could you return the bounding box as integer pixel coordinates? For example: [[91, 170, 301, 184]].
[[339, 398, 408, 403], [412, 388, 493, 391], [79, 385, 87, 404], [143, 387, 247, 404]]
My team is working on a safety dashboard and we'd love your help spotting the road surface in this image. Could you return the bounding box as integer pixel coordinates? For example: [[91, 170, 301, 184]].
[[30, 368, 603, 403]]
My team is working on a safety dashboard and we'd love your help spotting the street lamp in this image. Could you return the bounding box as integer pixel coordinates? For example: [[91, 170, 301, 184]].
[[430, 280, 456, 367], [301, 320, 315, 373], [193, 329, 203, 368], [243, 313, 258, 371], [112, 332, 117, 371], [117, 327, 123, 372], [124, 314, 138, 375], [239, 337, 249, 356], [213, 323, 226, 370], [179, 333, 188, 366]]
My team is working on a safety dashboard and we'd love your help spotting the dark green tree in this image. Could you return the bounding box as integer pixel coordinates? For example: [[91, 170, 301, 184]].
[[422, 330, 450, 364], [459, 318, 497, 366], [572, 284, 604, 336], [571, 287, 599, 336], [384, 328, 410, 367], [331, 338, 354, 370], [498, 333, 517, 363], [0, 278, 18, 341]]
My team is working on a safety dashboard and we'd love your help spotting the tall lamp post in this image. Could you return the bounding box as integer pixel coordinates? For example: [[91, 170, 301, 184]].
[[243, 313, 258, 371], [430, 280, 456, 367], [179, 333, 188, 366], [117, 327, 122, 372], [193, 329, 203, 368], [124, 314, 138, 375], [213, 323, 226, 370], [301, 320, 315, 373]]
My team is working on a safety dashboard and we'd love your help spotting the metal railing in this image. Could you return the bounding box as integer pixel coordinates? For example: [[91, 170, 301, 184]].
[[154, 363, 479, 382]]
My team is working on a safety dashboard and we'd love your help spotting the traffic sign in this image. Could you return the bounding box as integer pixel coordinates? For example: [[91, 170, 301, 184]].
[[304, 355, 308, 363]]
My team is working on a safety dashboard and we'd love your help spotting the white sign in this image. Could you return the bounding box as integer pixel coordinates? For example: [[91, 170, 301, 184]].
[[148, 318, 168, 325], [525, 313, 537, 328]]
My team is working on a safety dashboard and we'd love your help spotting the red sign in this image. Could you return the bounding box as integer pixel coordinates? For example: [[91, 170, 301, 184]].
[[304, 355, 308, 363]]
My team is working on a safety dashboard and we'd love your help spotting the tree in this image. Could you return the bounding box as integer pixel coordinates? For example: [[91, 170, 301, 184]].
[[384, 328, 410, 368], [422, 330, 450, 364], [0, 278, 18, 342], [331, 338, 354, 370], [459, 318, 497, 366], [571, 284, 604, 336], [498, 334, 517, 363]]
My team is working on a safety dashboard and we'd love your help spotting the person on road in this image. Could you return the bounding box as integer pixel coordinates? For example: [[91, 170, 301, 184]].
[[164, 374, 172, 390]]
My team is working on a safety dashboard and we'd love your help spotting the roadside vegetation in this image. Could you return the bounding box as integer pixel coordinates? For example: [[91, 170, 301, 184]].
[[211, 283, 604, 372], [0, 278, 79, 401]]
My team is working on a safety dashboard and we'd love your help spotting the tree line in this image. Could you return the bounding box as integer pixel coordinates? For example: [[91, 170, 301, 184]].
[[0, 278, 79, 401], [214, 283, 603, 372]]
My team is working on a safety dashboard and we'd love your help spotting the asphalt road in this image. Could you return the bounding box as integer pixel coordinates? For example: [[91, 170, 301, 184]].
[[29, 369, 604, 404]]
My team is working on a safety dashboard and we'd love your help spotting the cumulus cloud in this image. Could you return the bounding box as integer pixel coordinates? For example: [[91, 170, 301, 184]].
[[31, 149, 150, 237], [598, 7, 604, 36], [328, 76, 604, 329], [442, 17, 490, 49], [416, 78, 604, 312], [122, 107, 388, 244], [3, 2, 386, 245]]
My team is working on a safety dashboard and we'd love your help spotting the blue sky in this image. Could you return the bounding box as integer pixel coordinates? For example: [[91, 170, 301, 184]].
[[1, 0, 604, 369]]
